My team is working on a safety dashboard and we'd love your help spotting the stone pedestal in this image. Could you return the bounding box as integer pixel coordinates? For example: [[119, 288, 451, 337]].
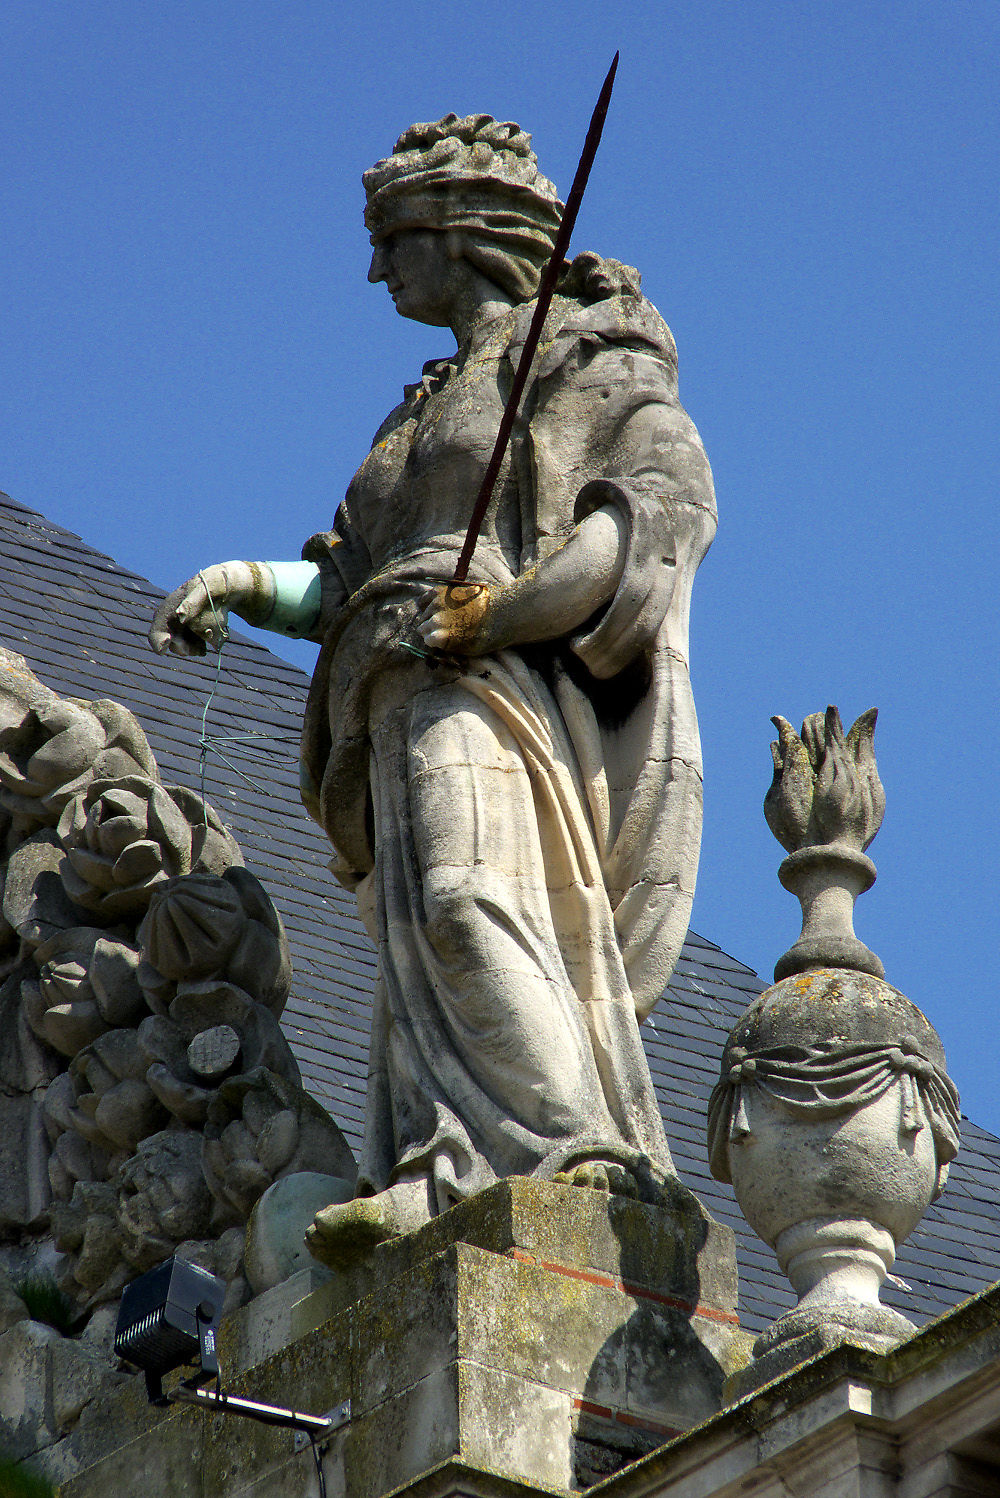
[[56, 1178, 751, 1497]]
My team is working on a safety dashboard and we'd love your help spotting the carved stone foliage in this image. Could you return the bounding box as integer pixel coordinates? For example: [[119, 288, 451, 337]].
[[764, 705, 884, 856], [0, 647, 355, 1320]]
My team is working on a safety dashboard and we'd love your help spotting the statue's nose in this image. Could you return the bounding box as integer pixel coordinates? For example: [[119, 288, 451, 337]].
[[368, 244, 390, 284]]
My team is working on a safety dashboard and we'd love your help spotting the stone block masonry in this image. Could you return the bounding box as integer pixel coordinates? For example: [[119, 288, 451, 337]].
[[55, 1178, 752, 1496]]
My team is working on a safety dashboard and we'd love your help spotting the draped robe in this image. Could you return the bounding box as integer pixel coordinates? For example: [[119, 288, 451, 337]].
[[300, 281, 717, 1209]]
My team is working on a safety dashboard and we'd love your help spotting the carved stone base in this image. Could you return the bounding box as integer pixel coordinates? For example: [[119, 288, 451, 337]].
[[54, 1178, 752, 1497], [755, 1214, 916, 1358], [723, 1322, 904, 1404]]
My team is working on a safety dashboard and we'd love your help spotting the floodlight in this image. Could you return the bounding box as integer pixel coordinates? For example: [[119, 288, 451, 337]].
[[115, 1255, 225, 1404], [115, 1255, 348, 1475]]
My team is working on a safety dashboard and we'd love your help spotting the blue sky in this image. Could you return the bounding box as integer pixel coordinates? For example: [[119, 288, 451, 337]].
[[3, 2, 999, 1132]]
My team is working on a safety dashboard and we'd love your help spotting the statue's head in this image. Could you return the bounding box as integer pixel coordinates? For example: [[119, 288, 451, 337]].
[[363, 114, 562, 304]]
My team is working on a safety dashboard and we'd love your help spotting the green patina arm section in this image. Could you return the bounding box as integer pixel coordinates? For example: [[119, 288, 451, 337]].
[[257, 560, 322, 637]]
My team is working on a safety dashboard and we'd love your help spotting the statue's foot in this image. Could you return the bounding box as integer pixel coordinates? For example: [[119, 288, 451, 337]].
[[553, 1160, 641, 1199], [305, 1177, 432, 1271], [305, 1198, 399, 1271]]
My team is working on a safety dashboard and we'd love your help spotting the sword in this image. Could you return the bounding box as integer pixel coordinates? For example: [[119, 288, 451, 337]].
[[450, 51, 620, 586]]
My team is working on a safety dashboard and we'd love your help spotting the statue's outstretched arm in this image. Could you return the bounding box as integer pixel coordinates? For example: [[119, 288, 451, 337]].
[[415, 504, 629, 658], [149, 560, 322, 657]]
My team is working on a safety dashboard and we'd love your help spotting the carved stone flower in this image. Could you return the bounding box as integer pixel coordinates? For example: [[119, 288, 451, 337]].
[[0, 692, 157, 829], [62, 1027, 168, 1163], [43, 981, 299, 1194], [116, 1129, 214, 1272], [57, 775, 242, 919], [50, 1179, 129, 1307], [764, 706, 885, 854], [203, 1067, 357, 1225], [43, 1071, 108, 1201], [136, 981, 302, 1130], [137, 867, 291, 1015], [21, 928, 146, 1058]]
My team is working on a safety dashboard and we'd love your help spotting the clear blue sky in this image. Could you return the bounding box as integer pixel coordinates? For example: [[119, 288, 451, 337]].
[[4, 3, 999, 1131]]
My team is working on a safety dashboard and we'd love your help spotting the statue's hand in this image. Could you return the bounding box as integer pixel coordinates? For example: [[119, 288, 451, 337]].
[[415, 584, 493, 656], [149, 561, 268, 657]]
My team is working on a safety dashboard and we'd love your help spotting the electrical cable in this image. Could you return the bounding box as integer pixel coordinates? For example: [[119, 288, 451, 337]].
[[309, 1433, 327, 1498], [193, 573, 293, 808], [196, 572, 229, 823]]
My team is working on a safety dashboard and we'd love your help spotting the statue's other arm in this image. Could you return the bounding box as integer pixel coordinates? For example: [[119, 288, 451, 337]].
[[149, 560, 325, 657], [416, 349, 715, 667], [416, 505, 630, 657]]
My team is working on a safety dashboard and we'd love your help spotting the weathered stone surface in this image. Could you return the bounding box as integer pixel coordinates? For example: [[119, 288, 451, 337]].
[[0, 650, 367, 1486], [455, 1245, 628, 1410], [0, 654, 157, 828], [0, 1268, 29, 1333], [49, 1335, 122, 1435], [4, 833, 87, 950], [51, 1179, 749, 1496], [150, 110, 719, 1229], [297, 1177, 738, 1334], [57, 775, 242, 921], [765, 706, 885, 981], [0, 650, 359, 1324], [710, 985, 959, 1369], [186, 1022, 241, 1079], [42, 1345, 175, 1485], [709, 710, 960, 1381], [203, 1069, 357, 1230], [0, 1318, 61, 1460], [298, 1181, 746, 1488], [115, 1128, 215, 1270], [0, 966, 63, 1098], [77, 1302, 118, 1352], [0, 1090, 53, 1232], [58, 1402, 206, 1498], [244, 1171, 350, 1295], [218, 1266, 330, 1377], [138, 866, 292, 1016]]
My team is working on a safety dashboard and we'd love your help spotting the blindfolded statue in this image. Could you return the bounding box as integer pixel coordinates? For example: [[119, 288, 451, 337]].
[[150, 112, 718, 1267]]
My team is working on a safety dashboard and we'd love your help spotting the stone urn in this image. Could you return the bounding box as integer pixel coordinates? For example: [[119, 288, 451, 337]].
[[708, 707, 960, 1360]]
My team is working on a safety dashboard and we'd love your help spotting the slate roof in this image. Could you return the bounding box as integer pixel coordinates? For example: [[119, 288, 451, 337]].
[[1, 489, 997, 1336]]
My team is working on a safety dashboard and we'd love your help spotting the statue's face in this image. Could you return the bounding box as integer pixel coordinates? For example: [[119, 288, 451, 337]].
[[367, 230, 461, 328]]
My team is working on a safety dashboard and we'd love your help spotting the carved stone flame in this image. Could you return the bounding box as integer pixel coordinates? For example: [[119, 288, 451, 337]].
[[765, 706, 885, 981]]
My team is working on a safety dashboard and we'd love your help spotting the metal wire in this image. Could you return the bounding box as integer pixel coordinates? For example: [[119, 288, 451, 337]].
[[193, 573, 294, 810], [196, 572, 229, 822], [309, 1433, 327, 1498]]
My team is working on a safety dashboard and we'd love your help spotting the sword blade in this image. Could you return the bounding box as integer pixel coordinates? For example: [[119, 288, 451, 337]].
[[451, 51, 620, 585]]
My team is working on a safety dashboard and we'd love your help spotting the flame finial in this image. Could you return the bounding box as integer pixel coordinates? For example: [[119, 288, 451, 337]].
[[766, 706, 885, 981]]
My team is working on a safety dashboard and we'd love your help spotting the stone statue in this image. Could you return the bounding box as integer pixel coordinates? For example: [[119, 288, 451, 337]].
[[150, 113, 718, 1260]]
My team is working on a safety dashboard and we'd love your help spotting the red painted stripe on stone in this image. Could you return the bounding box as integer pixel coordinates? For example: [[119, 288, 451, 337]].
[[508, 1249, 617, 1291], [507, 1249, 740, 1326], [574, 1397, 616, 1421], [573, 1397, 680, 1440], [615, 1410, 679, 1437], [619, 1281, 741, 1325]]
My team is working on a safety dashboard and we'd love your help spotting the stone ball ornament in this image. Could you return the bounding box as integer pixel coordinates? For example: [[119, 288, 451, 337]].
[[708, 707, 960, 1361]]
